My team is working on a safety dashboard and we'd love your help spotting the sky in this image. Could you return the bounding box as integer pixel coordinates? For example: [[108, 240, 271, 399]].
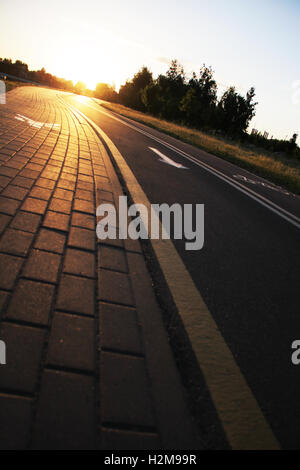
[[0, 0, 299, 140]]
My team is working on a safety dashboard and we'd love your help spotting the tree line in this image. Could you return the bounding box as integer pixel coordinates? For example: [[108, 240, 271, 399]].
[[1, 57, 298, 156], [116, 61, 257, 137], [112, 60, 298, 156], [0, 58, 75, 92]]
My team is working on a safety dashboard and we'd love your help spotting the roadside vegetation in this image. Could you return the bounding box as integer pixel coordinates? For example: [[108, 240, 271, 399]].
[[100, 100, 300, 194], [0, 58, 75, 92], [94, 61, 299, 195], [1, 57, 299, 194], [5, 79, 34, 93], [0, 58, 95, 96]]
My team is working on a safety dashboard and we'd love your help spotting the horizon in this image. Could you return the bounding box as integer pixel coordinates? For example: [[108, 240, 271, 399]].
[[1, 0, 299, 140]]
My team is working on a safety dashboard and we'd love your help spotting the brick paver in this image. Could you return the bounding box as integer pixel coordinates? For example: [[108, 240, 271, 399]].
[[0, 86, 198, 450]]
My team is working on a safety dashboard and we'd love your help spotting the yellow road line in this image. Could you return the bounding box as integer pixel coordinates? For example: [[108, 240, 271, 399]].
[[70, 102, 280, 450]]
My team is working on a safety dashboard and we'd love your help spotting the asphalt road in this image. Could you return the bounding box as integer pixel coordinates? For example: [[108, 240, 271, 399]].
[[66, 94, 300, 449]]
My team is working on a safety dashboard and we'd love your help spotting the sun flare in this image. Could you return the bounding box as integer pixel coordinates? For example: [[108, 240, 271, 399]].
[[49, 30, 128, 90]]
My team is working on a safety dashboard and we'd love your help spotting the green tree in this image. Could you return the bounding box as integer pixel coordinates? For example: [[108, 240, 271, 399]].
[[141, 82, 162, 115], [217, 86, 257, 135], [180, 65, 217, 128], [288, 132, 299, 156], [119, 66, 153, 110], [142, 60, 186, 120], [290, 133, 298, 146], [74, 81, 86, 95], [94, 82, 118, 102]]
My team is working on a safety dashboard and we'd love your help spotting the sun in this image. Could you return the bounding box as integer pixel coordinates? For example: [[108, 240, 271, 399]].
[[50, 36, 123, 90]]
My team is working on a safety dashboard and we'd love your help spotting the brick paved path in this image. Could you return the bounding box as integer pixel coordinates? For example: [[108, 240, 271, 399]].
[[0, 87, 198, 450]]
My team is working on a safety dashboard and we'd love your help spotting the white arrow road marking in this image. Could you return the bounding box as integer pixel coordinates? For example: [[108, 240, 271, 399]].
[[15, 114, 59, 130], [149, 147, 188, 169]]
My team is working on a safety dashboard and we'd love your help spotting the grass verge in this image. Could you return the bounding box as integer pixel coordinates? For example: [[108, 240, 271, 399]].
[[99, 100, 300, 195], [4, 80, 34, 93]]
